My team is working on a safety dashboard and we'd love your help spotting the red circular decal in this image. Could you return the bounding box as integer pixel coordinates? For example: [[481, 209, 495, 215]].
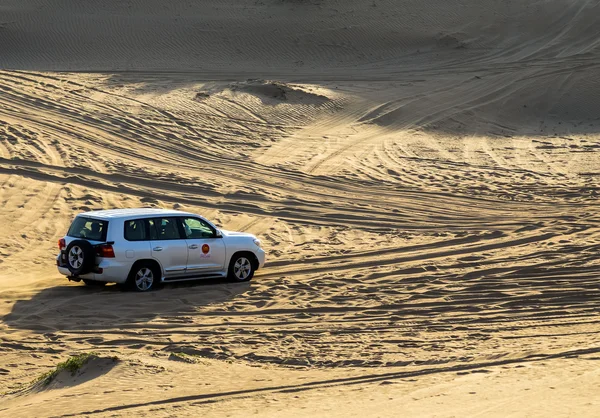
[[202, 244, 210, 254]]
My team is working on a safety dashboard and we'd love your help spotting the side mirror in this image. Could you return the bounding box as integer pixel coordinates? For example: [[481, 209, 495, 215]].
[[215, 230, 223, 238]]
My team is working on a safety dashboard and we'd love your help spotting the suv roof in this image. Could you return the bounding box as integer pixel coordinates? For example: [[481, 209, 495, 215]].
[[80, 208, 195, 220]]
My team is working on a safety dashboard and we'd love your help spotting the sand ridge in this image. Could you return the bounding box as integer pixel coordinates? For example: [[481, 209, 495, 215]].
[[1, 0, 600, 416]]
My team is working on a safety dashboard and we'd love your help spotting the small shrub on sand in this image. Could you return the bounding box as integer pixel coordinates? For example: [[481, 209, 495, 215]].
[[36, 352, 98, 386]]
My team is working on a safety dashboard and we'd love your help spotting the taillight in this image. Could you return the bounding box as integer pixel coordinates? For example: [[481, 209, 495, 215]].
[[58, 238, 66, 250], [96, 244, 115, 258]]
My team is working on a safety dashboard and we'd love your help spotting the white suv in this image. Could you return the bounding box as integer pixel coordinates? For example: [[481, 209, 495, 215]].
[[56, 209, 266, 291]]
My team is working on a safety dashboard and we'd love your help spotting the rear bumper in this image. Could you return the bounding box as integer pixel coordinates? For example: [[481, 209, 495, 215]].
[[57, 265, 96, 281], [56, 254, 132, 284]]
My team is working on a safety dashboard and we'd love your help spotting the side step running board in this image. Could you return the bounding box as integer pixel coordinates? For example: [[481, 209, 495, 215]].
[[163, 274, 227, 283]]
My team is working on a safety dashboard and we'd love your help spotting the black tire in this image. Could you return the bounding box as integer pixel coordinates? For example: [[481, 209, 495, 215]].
[[83, 279, 106, 287], [227, 253, 256, 282], [127, 262, 160, 292], [65, 240, 96, 276]]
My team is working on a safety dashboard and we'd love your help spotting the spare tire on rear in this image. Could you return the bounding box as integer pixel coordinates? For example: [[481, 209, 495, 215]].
[[65, 240, 96, 276]]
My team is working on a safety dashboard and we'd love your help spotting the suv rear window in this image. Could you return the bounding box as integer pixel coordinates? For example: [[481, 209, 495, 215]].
[[67, 217, 108, 242]]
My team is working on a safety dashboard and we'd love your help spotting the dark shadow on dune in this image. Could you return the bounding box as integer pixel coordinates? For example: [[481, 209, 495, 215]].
[[2, 278, 251, 333], [0, 0, 478, 73], [362, 66, 600, 139]]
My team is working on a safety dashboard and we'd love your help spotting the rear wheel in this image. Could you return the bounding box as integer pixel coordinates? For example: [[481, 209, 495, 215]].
[[128, 262, 159, 292], [228, 253, 255, 282]]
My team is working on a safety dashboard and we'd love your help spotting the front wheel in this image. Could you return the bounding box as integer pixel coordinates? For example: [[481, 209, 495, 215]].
[[128, 263, 159, 292], [228, 254, 255, 282]]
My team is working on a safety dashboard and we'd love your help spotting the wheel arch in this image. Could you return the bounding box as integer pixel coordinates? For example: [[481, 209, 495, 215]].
[[229, 250, 259, 271], [128, 258, 163, 281]]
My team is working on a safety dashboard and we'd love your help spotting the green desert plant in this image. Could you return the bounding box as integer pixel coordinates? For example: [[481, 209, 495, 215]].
[[36, 352, 98, 386]]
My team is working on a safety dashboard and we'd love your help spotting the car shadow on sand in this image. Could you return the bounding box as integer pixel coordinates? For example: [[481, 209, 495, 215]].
[[2, 277, 251, 333]]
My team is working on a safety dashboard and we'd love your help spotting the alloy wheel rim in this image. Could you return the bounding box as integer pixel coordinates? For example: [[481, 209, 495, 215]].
[[135, 268, 154, 291], [234, 257, 251, 280], [68, 246, 84, 269]]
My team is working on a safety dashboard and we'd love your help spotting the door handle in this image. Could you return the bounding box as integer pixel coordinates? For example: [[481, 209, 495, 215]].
[[153, 247, 163, 252], [188, 244, 199, 249]]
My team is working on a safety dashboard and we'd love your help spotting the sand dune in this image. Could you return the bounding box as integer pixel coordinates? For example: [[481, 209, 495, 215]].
[[2, 0, 600, 74], [1, 0, 600, 416]]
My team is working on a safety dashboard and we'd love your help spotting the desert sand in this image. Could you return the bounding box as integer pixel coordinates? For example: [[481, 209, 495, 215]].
[[0, 0, 599, 416]]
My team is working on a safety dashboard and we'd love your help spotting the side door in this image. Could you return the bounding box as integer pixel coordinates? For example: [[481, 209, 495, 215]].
[[179, 217, 226, 273], [148, 217, 188, 278], [122, 218, 152, 264]]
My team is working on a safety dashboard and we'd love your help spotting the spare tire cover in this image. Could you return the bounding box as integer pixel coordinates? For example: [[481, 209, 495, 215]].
[[65, 239, 96, 276]]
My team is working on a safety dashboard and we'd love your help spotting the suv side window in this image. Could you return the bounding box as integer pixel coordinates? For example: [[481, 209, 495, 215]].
[[124, 219, 148, 241], [148, 217, 183, 240], [180, 217, 216, 239]]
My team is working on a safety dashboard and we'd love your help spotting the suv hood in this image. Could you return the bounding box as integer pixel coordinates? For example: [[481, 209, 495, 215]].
[[220, 229, 256, 239]]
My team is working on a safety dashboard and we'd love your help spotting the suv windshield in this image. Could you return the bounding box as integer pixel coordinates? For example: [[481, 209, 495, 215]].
[[67, 217, 108, 242]]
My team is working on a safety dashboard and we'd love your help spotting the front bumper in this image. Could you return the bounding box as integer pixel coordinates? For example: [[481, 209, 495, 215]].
[[256, 248, 266, 269]]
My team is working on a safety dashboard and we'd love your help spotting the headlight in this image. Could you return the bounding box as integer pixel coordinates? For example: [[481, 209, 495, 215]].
[[253, 238, 262, 248]]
